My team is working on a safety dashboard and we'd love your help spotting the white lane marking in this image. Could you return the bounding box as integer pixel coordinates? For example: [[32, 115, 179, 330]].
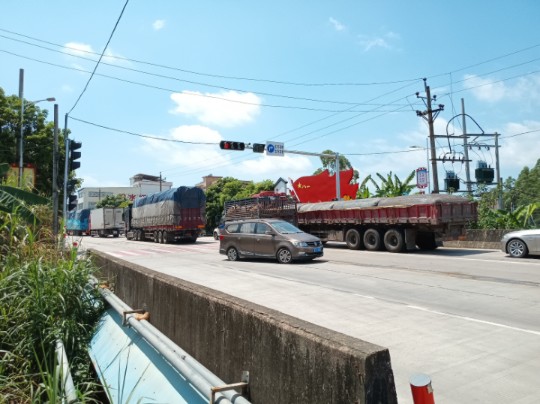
[[407, 305, 540, 336]]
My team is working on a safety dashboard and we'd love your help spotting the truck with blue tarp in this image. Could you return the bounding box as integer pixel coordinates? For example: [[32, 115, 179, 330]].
[[66, 208, 91, 236], [124, 186, 206, 243]]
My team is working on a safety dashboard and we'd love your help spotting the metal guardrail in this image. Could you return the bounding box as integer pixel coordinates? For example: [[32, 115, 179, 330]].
[[90, 277, 251, 404]]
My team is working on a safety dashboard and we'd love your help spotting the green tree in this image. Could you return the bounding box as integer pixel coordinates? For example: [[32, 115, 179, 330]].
[[0, 87, 71, 197], [314, 149, 359, 183], [205, 177, 274, 231], [95, 193, 130, 208]]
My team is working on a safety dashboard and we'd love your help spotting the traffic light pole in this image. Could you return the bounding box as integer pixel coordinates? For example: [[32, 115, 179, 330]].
[[62, 113, 69, 227], [52, 104, 59, 237]]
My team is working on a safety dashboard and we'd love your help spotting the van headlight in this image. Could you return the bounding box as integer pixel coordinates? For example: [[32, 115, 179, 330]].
[[292, 241, 308, 247]]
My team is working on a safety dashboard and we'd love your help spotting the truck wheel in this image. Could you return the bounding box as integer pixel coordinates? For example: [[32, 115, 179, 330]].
[[227, 247, 240, 261], [158, 231, 164, 244], [162, 231, 169, 244], [383, 228, 405, 253], [345, 228, 363, 250], [363, 228, 382, 251], [277, 248, 293, 264], [153, 231, 159, 243]]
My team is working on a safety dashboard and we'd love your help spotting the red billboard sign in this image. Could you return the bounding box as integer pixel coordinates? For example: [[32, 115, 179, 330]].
[[290, 169, 359, 203]]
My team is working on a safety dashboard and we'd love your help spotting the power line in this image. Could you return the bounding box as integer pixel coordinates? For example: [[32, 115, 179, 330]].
[[0, 26, 423, 87], [68, 0, 130, 114]]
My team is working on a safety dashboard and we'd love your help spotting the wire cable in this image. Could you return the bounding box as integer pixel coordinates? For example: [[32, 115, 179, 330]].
[[68, 0, 130, 114]]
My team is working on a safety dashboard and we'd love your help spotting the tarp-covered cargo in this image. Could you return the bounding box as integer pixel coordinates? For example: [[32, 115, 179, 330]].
[[132, 186, 206, 229]]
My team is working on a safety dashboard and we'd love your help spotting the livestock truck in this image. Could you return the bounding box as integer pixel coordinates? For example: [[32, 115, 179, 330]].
[[89, 207, 125, 238], [223, 193, 477, 253], [66, 208, 91, 236], [125, 186, 206, 243]]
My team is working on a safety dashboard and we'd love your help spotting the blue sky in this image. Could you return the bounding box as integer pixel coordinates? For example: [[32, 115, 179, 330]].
[[1, 1, 539, 194]]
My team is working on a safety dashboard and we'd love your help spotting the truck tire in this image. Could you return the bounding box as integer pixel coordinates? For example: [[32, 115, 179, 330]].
[[383, 228, 405, 253], [153, 231, 159, 243], [363, 228, 382, 251], [345, 228, 363, 250], [158, 231, 164, 244], [162, 231, 169, 244]]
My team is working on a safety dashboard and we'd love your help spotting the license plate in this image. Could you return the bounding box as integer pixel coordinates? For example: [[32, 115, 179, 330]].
[[313, 247, 322, 253]]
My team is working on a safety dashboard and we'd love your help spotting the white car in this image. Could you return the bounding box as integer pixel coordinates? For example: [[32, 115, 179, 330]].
[[501, 229, 540, 258]]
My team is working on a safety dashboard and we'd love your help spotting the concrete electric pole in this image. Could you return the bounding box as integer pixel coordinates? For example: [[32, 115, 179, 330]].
[[416, 79, 444, 194]]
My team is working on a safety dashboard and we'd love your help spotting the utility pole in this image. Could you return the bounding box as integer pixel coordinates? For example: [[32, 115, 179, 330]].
[[461, 99, 472, 194], [53, 104, 59, 236], [18, 69, 24, 187], [416, 79, 444, 193]]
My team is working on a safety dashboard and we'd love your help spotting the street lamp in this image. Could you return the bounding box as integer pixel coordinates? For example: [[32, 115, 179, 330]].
[[409, 138, 430, 193], [19, 96, 56, 186]]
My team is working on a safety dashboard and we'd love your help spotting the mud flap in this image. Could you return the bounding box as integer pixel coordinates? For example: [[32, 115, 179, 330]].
[[404, 228, 417, 251]]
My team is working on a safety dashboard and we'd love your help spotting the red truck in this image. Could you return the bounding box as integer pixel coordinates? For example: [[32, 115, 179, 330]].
[[224, 193, 477, 253]]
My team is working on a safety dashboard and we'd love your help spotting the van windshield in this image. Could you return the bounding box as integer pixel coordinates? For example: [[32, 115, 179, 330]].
[[272, 221, 303, 234]]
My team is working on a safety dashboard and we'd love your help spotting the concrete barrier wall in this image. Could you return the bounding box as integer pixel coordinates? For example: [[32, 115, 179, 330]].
[[443, 229, 515, 249], [90, 249, 397, 404]]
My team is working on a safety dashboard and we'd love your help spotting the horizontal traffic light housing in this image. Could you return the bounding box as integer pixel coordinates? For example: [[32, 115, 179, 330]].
[[252, 143, 265, 153], [220, 140, 245, 151]]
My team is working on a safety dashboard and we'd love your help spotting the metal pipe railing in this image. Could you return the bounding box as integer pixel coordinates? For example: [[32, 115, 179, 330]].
[[91, 278, 250, 404]]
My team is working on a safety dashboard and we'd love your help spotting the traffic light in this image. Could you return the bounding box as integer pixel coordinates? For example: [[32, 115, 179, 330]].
[[252, 143, 265, 153], [219, 140, 245, 151], [69, 140, 82, 171], [68, 194, 77, 211]]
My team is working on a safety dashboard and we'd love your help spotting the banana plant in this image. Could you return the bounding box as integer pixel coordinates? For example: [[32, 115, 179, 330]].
[[0, 163, 49, 223]]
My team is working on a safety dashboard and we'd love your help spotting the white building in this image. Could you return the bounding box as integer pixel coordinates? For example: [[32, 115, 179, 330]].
[[75, 173, 173, 210]]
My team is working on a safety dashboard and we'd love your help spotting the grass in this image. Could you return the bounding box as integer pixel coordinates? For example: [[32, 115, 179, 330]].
[[0, 208, 106, 403]]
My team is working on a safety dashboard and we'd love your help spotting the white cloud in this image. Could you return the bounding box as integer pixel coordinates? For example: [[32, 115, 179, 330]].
[[499, 120, 540, 177], [329, 17, 345, 32], [358, 31, 400, 52], [170, 90, 261, 127], [465, 73, 540, 104], [153, 19, 165, 30], [137, 124, 314, 186], [63, 42, 129, 66]]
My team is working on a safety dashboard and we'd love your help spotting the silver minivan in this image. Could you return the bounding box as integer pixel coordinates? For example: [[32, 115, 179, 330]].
[[219, 218, 323, 264]]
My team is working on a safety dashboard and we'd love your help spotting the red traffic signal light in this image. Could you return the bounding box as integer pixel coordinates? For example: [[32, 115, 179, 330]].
[[219, 140, 245, 151]]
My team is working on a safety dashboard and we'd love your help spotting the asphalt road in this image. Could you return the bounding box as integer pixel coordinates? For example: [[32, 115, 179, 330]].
[[78, 235, 540, 403]]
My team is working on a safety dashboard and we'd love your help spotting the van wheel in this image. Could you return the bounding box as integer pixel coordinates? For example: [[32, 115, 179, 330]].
[[227, 247, 239, 261], [363, 228, 382, 251], [345, 228, 363, 250], [277, 248, 293, 264], [383, 228, 405, 253]]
